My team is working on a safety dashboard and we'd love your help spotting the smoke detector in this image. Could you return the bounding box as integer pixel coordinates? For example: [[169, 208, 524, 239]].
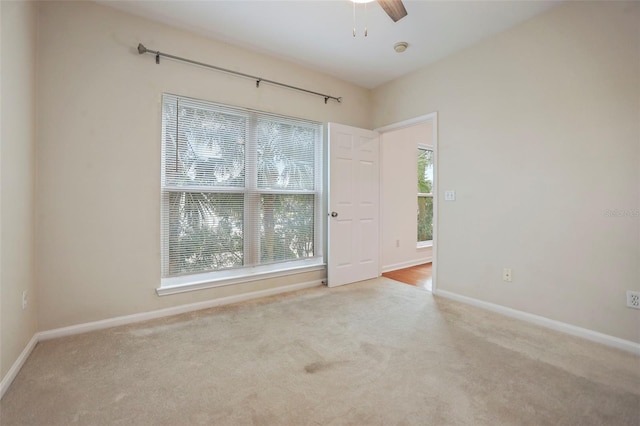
[[394, 42, 408, 53]]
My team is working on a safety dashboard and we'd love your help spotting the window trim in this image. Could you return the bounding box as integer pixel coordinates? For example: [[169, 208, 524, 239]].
[[417, 240, 433, 249], [159, 94, 324, 293], [157, 258, 325, 296]]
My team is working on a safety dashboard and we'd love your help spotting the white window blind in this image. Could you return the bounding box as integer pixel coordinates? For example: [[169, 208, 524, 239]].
[[161, 94, 323, 281]]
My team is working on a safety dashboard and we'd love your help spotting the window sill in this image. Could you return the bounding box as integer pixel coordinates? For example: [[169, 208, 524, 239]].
[[417, 241, 433, 249], [157, 258, 326, 296]]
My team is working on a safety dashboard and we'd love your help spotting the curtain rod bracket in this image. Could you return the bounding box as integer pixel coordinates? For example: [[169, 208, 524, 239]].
[[136, 43, 342, 104]]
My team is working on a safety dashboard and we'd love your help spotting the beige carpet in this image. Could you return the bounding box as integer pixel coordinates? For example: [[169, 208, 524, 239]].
[[2, 278, 639, 425]]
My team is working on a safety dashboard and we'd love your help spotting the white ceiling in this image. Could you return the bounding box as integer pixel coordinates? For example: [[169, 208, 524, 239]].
[[101, 0, 562, 89]]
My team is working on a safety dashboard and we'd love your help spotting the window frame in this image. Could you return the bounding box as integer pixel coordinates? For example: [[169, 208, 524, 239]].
[[417, 144, 434, 248], [159, 94, 324, 295]]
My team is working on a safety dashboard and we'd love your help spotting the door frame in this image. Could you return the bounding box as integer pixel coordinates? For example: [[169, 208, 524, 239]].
[[374, 112, 439, 292]]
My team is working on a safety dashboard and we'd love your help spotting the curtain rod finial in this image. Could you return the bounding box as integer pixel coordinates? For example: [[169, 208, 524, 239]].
[[137, 43, 147, 55]]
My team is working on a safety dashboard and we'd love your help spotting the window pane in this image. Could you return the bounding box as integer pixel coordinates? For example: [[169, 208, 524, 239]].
[[418, 148, 433, 193], [161, 94, 323, 284], [168, 192, 244, 275], [260, 194, 314, 263], [163, 100, 246, 188], [418, 196, 433, 242], [256, 119, 316, 190]]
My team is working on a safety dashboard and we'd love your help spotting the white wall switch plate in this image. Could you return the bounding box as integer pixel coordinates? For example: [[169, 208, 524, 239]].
[[444, 190, 456, 201], [502, 268, 512, 282]]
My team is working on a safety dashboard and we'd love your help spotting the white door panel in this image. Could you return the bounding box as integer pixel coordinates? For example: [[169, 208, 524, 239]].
[[327, 123, 380, 287]]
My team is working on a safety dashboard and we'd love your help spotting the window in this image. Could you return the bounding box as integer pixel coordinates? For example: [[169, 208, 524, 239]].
[[161, 94, 323, 290], [417, 146, 433, 245]]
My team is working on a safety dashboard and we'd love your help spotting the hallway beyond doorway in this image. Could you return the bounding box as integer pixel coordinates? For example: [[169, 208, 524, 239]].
[[382, 263, 432, 291]]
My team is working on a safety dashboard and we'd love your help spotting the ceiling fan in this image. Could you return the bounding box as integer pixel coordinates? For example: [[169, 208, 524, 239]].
[[376, 0, 408, 23], [351, 0, 407, 37]]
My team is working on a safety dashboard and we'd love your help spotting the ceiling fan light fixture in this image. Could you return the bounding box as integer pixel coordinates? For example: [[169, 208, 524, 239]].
[[394, 42, 408, 53]]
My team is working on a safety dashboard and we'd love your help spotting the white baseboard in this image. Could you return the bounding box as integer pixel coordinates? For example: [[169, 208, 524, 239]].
[[0, 334, 38, 400], [381, 258, 432, 274], [40, 280, 322, 341], [433, 289, 640, 355], [2, 280, 322, 400]]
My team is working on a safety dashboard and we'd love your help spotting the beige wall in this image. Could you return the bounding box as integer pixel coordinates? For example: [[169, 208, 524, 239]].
[[380, 121, 433, 271], [373, 1, 640, 342], [36, 1, 372, 330], [1, 1, 38, 379], [4, 1, 638, 380]]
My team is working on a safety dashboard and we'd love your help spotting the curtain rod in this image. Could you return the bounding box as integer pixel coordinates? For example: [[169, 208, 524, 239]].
[[137, 44, 342, 104]]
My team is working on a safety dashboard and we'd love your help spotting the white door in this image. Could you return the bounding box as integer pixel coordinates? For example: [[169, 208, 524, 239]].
[[327, 123, 380, 287]]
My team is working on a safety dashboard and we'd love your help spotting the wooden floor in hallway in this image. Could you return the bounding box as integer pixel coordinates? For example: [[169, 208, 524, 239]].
[[382, 263, 432, 291]]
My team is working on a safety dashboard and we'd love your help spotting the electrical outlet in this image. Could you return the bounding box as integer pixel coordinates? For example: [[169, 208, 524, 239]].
[[627, 291, 640, 309], [22, 290, 28, 310], [502, 268, 512, 282]]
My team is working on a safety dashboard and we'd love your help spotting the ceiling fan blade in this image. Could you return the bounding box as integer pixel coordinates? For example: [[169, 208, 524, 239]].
[[377, 0, 408, 22]]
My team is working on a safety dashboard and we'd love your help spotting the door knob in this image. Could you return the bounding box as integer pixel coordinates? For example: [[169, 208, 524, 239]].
[[330, 211, 338, 217]]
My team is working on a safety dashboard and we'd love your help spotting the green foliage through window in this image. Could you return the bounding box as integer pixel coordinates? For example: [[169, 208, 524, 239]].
[[161, 94, 322, 278], [418, 147, 433, 242]]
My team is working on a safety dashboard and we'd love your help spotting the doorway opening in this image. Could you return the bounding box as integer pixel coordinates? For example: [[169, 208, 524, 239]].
[[377, 113, 438, 292]]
